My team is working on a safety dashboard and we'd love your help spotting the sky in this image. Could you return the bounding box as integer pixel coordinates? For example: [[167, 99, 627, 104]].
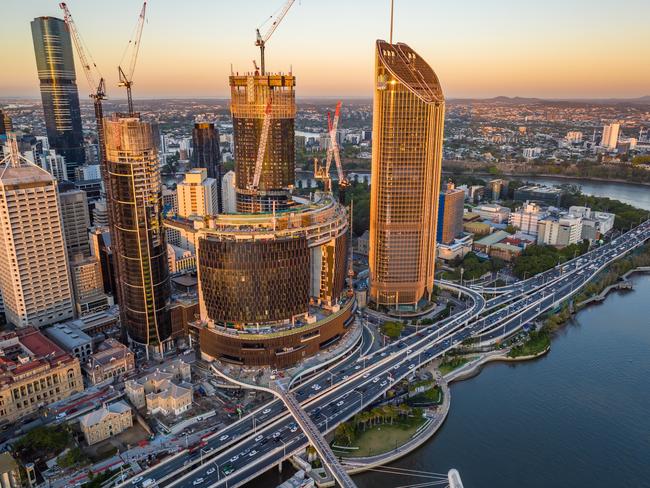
[[2, 0, 649, 99]]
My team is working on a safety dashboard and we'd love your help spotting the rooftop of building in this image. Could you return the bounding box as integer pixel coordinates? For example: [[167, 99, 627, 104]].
[[88, 339, 132, 366], [475, 230, 511, 246], [516, 185, 563, 194], [0, 452, 18, 474], [44, 323, 92, 350], [79, 401, 131, 428]]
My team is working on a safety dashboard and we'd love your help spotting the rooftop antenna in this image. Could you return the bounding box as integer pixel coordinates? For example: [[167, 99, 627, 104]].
[[389, 0, 394, 44]]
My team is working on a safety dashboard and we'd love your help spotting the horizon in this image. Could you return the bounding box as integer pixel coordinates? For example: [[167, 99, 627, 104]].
[[2, 0, 649, 99]]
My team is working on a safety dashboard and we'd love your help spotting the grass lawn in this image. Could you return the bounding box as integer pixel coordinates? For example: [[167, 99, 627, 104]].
[[408, 387, 442, 406], [334, 418, 426, 458], [508, 333, 550, 358], [438, 356, 476, 375]]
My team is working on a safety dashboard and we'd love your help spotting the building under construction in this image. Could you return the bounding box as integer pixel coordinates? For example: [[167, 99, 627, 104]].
[[229, 72, 296, 213]]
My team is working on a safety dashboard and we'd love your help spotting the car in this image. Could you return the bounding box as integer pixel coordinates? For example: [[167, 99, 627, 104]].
[[380, 352, 387, 357], [393, 365, 399, 370], [131, 477, 143, 485], [206, 467, 216, 475], [254, 435, 263, 442], [229, 454, 239, 463], [248, 450, 258, 457], [142, 479, 156, 488], [289, 424, 298, 433], [342, 375, 349, 380], [336, 400, 344, 407], [262, 408, 271, 415], [314, 385, 322, 391], [192, 478, 204, 486], [380, 381, 387, 387], [408, 364, 415, 369], [362, 373, 370, 379], [407, 349, 412, 354], [354, 365, 361, 370], [218, 434, 229, 442], [272, 431, 281, 439], [222, 464, 235, 475], [372, 377, 380, 383]]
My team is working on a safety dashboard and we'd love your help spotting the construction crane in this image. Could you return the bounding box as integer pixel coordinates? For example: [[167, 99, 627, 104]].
[[249, 99, 273, 191], [59, 2, 107, 164], [314, 102, 349, 202], [118, 1, 147, 115], [255, 0, 295, 75]]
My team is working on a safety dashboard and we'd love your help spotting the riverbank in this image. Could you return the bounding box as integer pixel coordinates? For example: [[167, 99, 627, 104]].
[[442, 170, 650, 188]]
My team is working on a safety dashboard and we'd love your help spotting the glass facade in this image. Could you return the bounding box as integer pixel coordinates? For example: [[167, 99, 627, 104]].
[[229, 74, 296, 213], [103, 115, 171, 347], [198, 236, 310, 324], [31, 16, 85, 180], [369, 41, 445, 309], [191, 123, 223, 212]]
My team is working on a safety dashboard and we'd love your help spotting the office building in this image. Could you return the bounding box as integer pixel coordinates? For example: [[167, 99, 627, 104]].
[[70, 254, 113, 316], [474, 203, 511, 224], [601, 123, 620, 150], [566, 131, 583, 144], [537, 215, 583, 247], [75, 164, 102, 181], [221, 170, 236, 213], [514, 185, 562, 206], [229, 71, 296, 213], [177, 168, 219, 218], [191, 123, 222, 212], [0, 147, 74, 327], [43, 322, 93, 362], [509, 202, 546, 238], [437, 182, 465, 245], [487, 179, 505, 201], [0, 327, 83, 424], [79, 401, 132, 445], [103, 114, 171, 354], [31, 16, 85, 179], [368, 40, 445, 309], [59, 183, 91, 258]]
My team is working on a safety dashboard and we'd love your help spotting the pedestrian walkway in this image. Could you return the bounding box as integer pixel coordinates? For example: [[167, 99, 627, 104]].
[[271, 381, 357, 488]]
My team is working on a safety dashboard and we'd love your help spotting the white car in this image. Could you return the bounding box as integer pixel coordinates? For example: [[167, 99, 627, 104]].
[[131, 477, 143, 485], [342, 375, 349, 380], [362, 373, 369, 379], [248, 450, 258, 457], [219, 434, 229, 442], [254, 435, 263, 442], [262, 408, 271, 415], [354, 365, 361, 370], [272, 431, 281, 439], [142, 480, 156, 488], [192, 478, 204, 486], [408, 364, 415, 370], [372, 377, 380, 383], [380, 381, 387, 387], [289, 424, 298, 433], [336, 400, 344, 407], [229, 454, 239, 463], [313, 385, 322, 391], [206, 468, 215, 475]]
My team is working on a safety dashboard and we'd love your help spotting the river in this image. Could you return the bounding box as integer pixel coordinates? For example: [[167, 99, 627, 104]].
[[250, 178, 650, 488]]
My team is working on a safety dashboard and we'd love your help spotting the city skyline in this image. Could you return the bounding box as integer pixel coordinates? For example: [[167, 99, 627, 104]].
[[2, 0, 649, 100]]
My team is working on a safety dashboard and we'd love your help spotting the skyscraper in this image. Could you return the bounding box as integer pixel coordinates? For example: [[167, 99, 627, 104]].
[[369, 40, 445, 310], [103, 114, 171, 354], [58, 182, 91, 259], [31, 16, 85, 180], [0, 142, 74, 327], [437, 182, 465, 245], [229, 72, 295, 213], [177, 168, 219, 218], [601, 123, 620, 150], [191, 123, 222, 212]]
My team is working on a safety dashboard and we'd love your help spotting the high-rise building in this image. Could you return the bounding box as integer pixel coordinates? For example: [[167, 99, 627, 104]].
[[229, 72, 296, 213], [103, 114, 171, 354], [177, 168, 219, 218], [191, 123, 223, 212], [0, 146, 74, 327], [601, 123, 620, 150], [30, 16, 85, 179], [368, 40, 445, 310], [0, 110, 12, 158], [437, 182, 465, 245], [221, 170, 236, 214], [58, 183, 91, 259], [69, 254, 113, 316]]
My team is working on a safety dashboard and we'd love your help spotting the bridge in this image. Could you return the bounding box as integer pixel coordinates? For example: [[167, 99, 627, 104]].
[[116, 220, 650, 488]]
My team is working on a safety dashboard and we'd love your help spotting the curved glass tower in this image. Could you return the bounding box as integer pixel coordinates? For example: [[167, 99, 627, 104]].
[[31, 16, 86, 180], [369, 40, 445, 310]]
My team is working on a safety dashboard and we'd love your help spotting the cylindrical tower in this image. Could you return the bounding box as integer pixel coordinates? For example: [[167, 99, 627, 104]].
[[369, 40, 445, 310], [103, 114, 171, 350], [229, 73, 296, 213]]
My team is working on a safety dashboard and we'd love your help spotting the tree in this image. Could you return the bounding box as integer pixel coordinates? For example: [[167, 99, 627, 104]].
[[380, 321, 404, 340]]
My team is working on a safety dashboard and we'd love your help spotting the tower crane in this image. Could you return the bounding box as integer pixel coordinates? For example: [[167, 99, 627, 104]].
[[118, 1, 147, 115], [59, 2, 107, 164], [255, 0, 295, 75], [314, 102, 349, 202], [249, 99, 273, 191]]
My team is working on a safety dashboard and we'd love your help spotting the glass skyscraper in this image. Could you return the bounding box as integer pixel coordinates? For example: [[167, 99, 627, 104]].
[[191, 122, 223, 212], [31, 16, 86, 180]]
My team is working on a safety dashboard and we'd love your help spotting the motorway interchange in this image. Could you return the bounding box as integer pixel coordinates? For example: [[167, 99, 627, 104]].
[[121, 220, 650, 488]]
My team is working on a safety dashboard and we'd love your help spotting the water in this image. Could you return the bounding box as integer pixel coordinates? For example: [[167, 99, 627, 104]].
[[250, 178, 650, 488]]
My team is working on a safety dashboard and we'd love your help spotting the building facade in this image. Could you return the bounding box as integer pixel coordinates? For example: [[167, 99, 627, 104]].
[[177, 168, 218, 218], [229, 72, 296, 213], [103, 115, 171, 353], [0, 327, 83, 424], [83, 338, 135, 385], [79, 401, 132, 445], [30, 16, 85, 179], [0, 155, 74, 327], [191, 123, 222, 212], [70, 255, 112, 316], [58, 185, 91, 259], [437, 183, 465, 245], [368, 40, 445, 309]]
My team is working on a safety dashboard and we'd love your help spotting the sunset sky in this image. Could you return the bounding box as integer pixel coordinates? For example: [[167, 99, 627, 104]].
[[2, 0, 649, 99]]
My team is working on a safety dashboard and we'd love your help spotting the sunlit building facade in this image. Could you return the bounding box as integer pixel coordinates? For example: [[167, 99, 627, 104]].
[[229, 72, 296, 213], [103, 114, 171, 353], [191, 123, 222, 212], [369, 40, 445, 310], [31, 16, 85, 179]]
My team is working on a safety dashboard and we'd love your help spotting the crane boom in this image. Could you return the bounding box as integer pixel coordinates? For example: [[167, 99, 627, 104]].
[[118, 1, 147, 115], [250, 100, 273, 190], [255, 0, 295, 75]]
